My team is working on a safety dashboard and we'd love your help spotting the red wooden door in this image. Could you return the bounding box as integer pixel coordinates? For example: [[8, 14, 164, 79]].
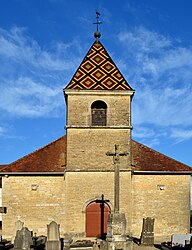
[[86, 201, 110, 237]]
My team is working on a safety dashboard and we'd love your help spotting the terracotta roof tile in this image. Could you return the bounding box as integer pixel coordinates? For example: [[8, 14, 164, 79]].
[[0, 136, 66, 173], [132, 140, 191, 172], [0, 164, 8, 169], [0, 136, 191, 173]]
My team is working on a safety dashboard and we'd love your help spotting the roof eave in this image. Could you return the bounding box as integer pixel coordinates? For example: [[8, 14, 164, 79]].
[[64, 89, 135, 96], [0, 172, 65, 176], [133, 170, 192, 175]]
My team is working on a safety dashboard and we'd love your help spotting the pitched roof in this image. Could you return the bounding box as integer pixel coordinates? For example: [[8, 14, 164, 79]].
[[0, 136, 191, 173], [0, 136, 66, 173], [132, 140, 191, 172], [65, 40, 133, 91]]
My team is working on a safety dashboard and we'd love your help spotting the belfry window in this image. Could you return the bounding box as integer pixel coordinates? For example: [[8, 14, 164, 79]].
[[91, 100, 107, 126]]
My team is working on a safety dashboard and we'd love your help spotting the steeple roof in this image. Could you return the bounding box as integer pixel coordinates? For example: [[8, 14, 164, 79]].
[[65, 40, 133, 90]]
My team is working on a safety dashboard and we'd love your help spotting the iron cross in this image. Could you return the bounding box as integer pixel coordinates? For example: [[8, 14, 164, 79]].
[[93, 11, 102, 32], [106, 145, 129, 213], [96, 194, 110, 240]]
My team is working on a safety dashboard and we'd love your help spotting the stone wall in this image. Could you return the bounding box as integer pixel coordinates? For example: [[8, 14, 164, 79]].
[[2, 173, 190, 241], [132, 174, 191, 241], [2, 176, 66, 240], [66, 91, 132, 171], [66, 92, 132, 127], [67, 129, 131, 170], [64, 171, 132, 236], [2, 171, 132, 240]]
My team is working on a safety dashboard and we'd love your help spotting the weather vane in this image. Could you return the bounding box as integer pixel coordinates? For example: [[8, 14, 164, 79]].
[[93, 11, 102, 40]]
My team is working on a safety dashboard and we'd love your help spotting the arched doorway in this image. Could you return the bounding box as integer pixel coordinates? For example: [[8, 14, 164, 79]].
[[86, 201, 110, 238]]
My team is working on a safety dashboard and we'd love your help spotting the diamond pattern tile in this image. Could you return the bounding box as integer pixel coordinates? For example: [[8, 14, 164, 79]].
[[74, 69, 86, 81], [81, 76, 96, 89], [102, 77, 118, 89], [65, 40, 133, 90], [101, 61, 115, 74], [81, 61, 96, 73], [112, 70, 123, 81], [91, 69, 106, 81], [91, 53, 105, 65]]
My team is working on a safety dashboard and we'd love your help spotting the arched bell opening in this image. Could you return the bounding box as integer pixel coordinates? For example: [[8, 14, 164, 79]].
[[91, 100, 107, 126]]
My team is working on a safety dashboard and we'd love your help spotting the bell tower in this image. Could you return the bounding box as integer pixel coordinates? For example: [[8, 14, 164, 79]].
[[63, 14, 135, 235], [64, 37, 134, 171]]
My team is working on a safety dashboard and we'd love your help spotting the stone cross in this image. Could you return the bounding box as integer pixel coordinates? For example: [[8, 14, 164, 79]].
[[106, 145, 128, 213]]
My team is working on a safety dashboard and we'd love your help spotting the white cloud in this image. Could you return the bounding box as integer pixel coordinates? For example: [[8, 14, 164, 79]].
[[0, 26, 85, 118], [170, 128, 192, 143], [119, 26, 171, 54], [0, 25, 191, 144], [118, 26, 192, 84], [0, 27, 79, 71], [132, 85, 192, 127], [0, 126, 7, 136], [133, 126, 156, 139], [0, 77, 64, 118], [118, 26, 192, 143], [143, 47, 192, 79]]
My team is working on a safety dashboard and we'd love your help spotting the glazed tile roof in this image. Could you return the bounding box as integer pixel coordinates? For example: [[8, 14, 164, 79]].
[[65, 40, 133, 91], [0, 136, 191, 173]]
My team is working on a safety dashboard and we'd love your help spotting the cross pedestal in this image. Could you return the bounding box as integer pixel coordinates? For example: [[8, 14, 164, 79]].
[[107, 213, 132, 250]]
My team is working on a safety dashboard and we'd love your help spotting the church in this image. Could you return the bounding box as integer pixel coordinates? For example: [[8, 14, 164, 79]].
[[0, 26, 191, 243]]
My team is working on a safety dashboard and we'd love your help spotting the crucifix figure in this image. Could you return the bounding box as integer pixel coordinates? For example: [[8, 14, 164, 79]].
[[96, 194, 110, 240], [106, 145, 128, 213]]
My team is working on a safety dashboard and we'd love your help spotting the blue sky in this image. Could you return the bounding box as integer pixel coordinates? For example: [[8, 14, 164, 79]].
[[0, 0, 192, 166]]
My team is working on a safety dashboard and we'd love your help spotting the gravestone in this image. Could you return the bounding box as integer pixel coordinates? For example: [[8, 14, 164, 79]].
[[14, 227, 33, 250], [46, 221, 61, 250], [172, 234, 192, 247], [13, 218, 24, 242], [140, 217, 155, 245], [93, 242, 100, 250], [15, 218, 24, 235]]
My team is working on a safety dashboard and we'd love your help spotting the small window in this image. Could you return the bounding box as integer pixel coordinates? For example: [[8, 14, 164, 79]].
[[91, 101, 107, 126]]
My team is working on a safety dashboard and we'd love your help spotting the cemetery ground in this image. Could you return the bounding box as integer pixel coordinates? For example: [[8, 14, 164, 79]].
[[0, 232, 190, 250], [0, 210, 191, 249]]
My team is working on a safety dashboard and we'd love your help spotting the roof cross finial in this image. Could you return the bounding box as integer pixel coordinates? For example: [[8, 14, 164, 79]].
[[93, 11, 102, 40]]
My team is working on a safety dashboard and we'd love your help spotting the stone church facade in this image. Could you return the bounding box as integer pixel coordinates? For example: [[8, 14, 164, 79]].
[[0, 38, 191, 242]]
